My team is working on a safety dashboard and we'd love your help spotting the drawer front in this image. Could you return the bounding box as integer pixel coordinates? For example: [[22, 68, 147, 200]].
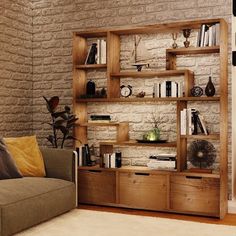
[[170, 175, 220, 215], [119, 172, 168, 210], [78, 170, 116, 204]]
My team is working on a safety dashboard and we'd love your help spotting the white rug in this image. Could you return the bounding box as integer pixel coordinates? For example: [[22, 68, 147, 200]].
[[16, 209, 236, 236]]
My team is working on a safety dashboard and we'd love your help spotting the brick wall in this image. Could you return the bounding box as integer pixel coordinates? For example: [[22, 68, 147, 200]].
[[0, 0, 33, 137], [31, 0, 232, 196]]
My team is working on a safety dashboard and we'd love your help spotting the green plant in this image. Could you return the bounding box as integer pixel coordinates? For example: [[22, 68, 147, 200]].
[[43, 96, 78, 148]]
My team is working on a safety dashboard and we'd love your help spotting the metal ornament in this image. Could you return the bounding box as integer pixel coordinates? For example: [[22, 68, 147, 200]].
[[188, 140, 216, 169]]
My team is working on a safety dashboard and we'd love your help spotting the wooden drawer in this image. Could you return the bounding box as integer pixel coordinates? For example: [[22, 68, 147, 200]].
[[170, 175, 220, 215], [78, 170, 116, 204], [119, 172, 168, 210]]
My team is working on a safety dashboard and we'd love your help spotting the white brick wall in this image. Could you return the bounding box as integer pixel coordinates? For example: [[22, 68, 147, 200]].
[[0, 0, 33, 137], [2, 0, 232, 197]]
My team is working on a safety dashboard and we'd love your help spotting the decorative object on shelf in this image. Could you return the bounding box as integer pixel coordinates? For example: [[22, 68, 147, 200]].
[[190, 86, 203, 97], [171, 32, 178, 49], [120, 85, 132, 98], [183, 29, 191, 48], [85, 43, 97, 64], [205, 76, 215, 96], [136, 91, 146, 98], [86, 80, 96, 96], [233, 51, 236, 66], [188, 140, 216, 171], [132, 63, 150, 72], [131, 35, 152, 71], [43, 96, 78, 148]]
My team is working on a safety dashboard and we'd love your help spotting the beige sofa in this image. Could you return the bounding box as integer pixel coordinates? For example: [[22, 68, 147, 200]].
[[0, 148, 77, 236]]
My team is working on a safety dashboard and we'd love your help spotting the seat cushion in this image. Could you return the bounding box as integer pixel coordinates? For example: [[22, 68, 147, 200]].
[[0, 177, 76, 236]]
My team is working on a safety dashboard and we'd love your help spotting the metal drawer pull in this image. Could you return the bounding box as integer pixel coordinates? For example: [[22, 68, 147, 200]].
[[88, 170, 102, 173], [135, 172, 150, 176], [186, 176, 202, 179]]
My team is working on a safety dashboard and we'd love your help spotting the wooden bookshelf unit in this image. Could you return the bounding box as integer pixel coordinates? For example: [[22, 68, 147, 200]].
[[73, 18, 228, 218]]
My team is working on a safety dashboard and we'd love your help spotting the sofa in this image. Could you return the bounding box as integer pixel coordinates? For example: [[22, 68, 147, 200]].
[[0, 148, 77, 236]]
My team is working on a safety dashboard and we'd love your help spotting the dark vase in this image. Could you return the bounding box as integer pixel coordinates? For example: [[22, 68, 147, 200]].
[[86, 80, 96, 96], [205, 76, 215, 97]]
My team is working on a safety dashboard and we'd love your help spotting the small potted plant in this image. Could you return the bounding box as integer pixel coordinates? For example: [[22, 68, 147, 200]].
[[43, 96, 78, 148]]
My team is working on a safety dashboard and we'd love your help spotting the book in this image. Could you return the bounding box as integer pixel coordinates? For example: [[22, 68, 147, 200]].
[[153, 82, 159, 98], [208, 25, 213, 47], [110, 153, 116, 168], [166, 81, 171, 97], [198, 114, 209, 135], [180, 108, 187, 135], [101, 39, 107, 64], [96, 39, 101, 64], [178, 82, 183, 97], [200, 24, 206, 47], [215, 23, 220, 45], [90, 115, 111, 120], [160, 81, 166, 97], [171, 81, 177, 97]]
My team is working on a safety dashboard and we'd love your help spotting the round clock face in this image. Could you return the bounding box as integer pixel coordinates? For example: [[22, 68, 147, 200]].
[[120, 85, 132, 97], [190, 86, 203, 97]]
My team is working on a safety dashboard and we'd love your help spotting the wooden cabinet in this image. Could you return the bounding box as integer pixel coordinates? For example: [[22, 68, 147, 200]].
[[74, 18, 228, 218], [118, 172, 168, 210], [170, 175, 220, 216], [78, 170, 116, 204]]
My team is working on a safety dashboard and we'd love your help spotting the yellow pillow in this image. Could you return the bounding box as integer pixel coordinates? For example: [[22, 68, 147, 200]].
[[4, 136, 46, 177]]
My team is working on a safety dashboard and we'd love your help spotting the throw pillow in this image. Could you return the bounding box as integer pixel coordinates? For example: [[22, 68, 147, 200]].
[[0, 139, 22, 179], [4, 135, 46, 177]]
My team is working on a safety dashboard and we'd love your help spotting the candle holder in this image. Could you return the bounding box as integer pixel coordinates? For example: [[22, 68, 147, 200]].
[[183, 29, 191, 48], [171, 32, 178, 49]]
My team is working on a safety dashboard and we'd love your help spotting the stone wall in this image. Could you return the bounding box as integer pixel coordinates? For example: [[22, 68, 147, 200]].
[[0, 0, 33, 137], [31, 0, 232, 196]]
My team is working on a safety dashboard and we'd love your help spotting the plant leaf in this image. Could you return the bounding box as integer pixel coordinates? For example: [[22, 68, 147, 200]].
[[47, 135, 55, 146], [52, 111, 67, 119], [54, 119, 65, 127], [65, 105, 71, 113], [48, 96, 59, 112], [57, 125, 68, 135]]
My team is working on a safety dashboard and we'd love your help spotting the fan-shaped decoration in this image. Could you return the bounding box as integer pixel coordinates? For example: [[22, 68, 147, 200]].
[[188, 140, 216, 169]]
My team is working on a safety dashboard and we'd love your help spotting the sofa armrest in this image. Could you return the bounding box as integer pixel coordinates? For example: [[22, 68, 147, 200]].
[[40, 147, 76, 182]]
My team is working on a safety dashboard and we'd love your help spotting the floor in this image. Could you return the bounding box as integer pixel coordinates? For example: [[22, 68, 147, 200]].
[[78, 204, 236, 226]]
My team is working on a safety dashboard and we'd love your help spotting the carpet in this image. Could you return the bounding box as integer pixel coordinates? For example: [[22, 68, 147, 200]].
[[15, 209, 236, 236]]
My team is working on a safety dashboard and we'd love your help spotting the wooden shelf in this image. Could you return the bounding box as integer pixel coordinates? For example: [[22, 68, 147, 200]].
[[77, 96, 220, 103], [181, 134, 220, 140], [166, 46, 220, 55], [100, 140, 177, 147], [76, 64, 107, 69], [77, 165, 220, 178], [78, 122, 120, 127], [111, 70, 190, 78]]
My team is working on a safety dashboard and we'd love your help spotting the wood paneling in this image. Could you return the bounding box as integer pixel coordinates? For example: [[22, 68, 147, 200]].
[[119, 172, 168, 210], [170, 175, 220, 216], [78, 170, 116, 204]]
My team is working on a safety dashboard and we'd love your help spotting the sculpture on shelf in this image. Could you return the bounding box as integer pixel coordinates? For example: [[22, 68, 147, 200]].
[[43, 96, 78, 148], [131, 35, 150, 71], [171, 32, 178, 49], [183, 29, 191, 48]]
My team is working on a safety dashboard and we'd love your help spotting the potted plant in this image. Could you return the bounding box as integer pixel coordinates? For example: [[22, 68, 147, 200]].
[[43, 96, 78, 148]]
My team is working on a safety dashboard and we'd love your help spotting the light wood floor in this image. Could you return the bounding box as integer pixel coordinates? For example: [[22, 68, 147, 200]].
[[78, 204, 236, 226]]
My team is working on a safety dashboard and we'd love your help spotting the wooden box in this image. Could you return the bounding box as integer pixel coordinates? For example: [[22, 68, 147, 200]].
[[119, 172, 168, 210], [78, 170, 116, 204], [170, 175, 220, 216]]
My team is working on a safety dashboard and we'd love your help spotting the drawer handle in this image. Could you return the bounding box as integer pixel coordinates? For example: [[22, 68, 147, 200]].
[[135, 172, 150, 176], [186, 176, 202, 179], [88, 170, 102, 173]]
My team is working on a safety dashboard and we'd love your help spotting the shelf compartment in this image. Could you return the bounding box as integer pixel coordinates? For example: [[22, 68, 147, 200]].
[[76, 64, 107, 69], [100, 140, 177, 147], [166, 46, 220, 56], [77, 96, 220, 103], [110, 70, 190, 78], [180, 134, 220, 140]]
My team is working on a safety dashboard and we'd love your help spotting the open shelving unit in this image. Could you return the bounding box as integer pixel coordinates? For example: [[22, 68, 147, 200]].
[[73, 18, 228, 218]]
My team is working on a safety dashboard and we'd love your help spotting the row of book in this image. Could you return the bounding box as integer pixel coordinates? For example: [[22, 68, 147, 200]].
[[85, 39, 106, 64], [196, 23, 220, 47], [147, 154, 176, 170], [153, 81, 183, 98], [180, 108, 209, 135], [103, 152, 122, 168]]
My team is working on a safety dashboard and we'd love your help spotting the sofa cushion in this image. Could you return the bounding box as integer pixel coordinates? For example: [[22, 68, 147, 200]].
[[4, 135, 46, 177], [0, 139, 22, 180], [0, 177, 76, 236]]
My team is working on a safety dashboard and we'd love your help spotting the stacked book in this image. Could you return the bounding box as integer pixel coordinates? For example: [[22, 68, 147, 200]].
[[88, 115, 111, 123], [147, 154, 176, 170], [196, 23, 220, 47], [153, 81, 183, 98], [180, 108, 209, 135], [85, 39, 106, 64]]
